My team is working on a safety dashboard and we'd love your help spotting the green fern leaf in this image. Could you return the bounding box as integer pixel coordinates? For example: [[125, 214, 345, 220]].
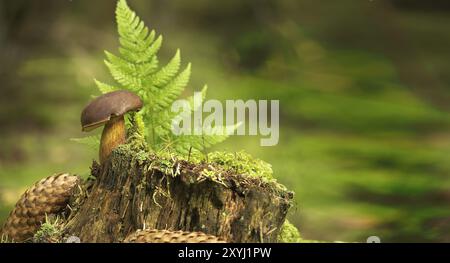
[[158, 85, 208, 132], [116, 0, 162, 63], [170, 123, 240, 156], [153, 63, 191, 112], [150, 49, 181, 88], [94, 79, 119, 94], [104, 58, 142, 89]]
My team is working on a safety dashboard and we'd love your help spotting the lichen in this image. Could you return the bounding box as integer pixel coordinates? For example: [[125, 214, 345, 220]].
[[278, 220, 302, 243]]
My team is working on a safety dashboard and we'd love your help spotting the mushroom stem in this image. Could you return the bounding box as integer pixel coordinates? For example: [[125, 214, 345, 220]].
[[100, 116, 126, 164]]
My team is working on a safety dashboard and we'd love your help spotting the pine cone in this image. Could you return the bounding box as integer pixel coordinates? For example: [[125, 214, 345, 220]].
[[0, 173, 80, 242], [123, 229, 226, 243]]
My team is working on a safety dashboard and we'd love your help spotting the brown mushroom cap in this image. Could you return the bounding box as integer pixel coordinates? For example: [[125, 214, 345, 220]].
[[81, 90, 143, 132]]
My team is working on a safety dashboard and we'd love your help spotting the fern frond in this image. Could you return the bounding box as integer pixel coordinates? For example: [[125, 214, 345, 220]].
[[158, 85, 208, 132], [87, 0, 236, 157], [187, 84, 208, 112], [153, 63, 191, 112], [119, 29, 154, 53], [94, 79, 119, 94], [116, 0, 161, 63], [104, 58, 142, 90], [150, 49, 181, 88], [104, 51, 158, 90], [170, 123, 240, 156]]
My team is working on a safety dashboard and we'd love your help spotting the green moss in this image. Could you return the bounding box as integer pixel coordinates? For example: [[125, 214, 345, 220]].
[[277, 220, 344, 243], [33, 215, 62, 243], [113, 143, 290, 196], [117, 114, 280, 185], [278, 220, 302, 243], [116, 144, 274, 181], [206, 151, 274, 181], [126, 112, 148, 153], [114, 143, 149, 167]]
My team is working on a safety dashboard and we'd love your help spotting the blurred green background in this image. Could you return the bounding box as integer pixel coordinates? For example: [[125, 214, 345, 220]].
[[1, 0, 450, 242]]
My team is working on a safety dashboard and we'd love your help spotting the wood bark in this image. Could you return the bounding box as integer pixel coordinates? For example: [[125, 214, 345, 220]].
[[64, 149, 293, 243]]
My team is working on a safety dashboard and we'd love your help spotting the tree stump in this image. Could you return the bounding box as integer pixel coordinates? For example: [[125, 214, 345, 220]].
[[63, 147, 293, 243]]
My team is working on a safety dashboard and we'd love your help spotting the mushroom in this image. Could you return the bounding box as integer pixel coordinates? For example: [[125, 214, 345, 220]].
[[81, 90, 143, 164]]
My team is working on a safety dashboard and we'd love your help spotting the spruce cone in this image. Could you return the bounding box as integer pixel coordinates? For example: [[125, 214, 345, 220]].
[[0, 173, 80, 242], [123, 229, 226, 243]]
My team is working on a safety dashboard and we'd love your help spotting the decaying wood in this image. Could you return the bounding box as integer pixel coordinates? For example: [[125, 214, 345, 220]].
[[63, 148, 293, 243]]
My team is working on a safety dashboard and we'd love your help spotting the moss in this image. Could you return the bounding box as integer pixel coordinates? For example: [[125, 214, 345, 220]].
[[277, 221, 341, 243], [116, 140, 275, 180], [33, 215, 63, 243], [114, 143, 150, 167], [126, 112, 148, 154], [118, 118, 283, 184], [207, 151, 274, 180], [151, 152, 179, 177], [278, 220, 302, 243], [112, 143, 291, 197]]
